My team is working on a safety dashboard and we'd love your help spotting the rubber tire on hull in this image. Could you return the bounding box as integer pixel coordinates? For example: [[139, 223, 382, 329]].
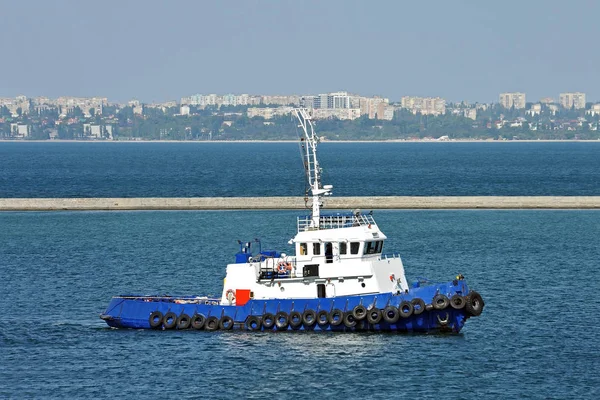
[[411, 298, 426, 315], [437, 312, 450, 326], [191, 314, 206, 330], [450, 294, 466, 310], [432, 294, 450, 310], [352, 305, 367, 321], [343, 312, 357, 328], [383, 306, 400, 324], [205, 316, 219, 331], [163, 312, 178, 329], [177, 313, 191, 330], [219, 316, 234, 330], [149, 311, 164, 329], [262, 313, 275, 329], [302, 310, 317, 327], [275, 311, 289, 330], [289, 311, 303, 329], [465, 291, 485, 316], [328, 309, 344, 326], [317, 310, 329, 328], [399, 301, 414, 318], [246, 315, 261, 331], [367, 308, 383, 324]]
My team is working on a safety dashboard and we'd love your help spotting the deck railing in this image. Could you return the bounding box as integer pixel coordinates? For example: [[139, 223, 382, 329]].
[[297, 213, 376, 232]]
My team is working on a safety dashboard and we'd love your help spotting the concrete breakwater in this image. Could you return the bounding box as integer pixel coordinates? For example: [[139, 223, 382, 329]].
[[1, 197, 600, 211]]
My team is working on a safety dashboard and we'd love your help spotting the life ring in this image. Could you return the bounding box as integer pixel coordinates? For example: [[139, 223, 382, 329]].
[[343, 312, 357, 328], [450, 294, 466, 309], [432, 294, 450, 310], [289, 311, 303, 328], [219, 315, 234, 330], [277, 262, 292, 273], [465, 291, 484, 316], [262, 313, 275, 329], [399, 301, 414, 318], [367, 308, 383, 324], [411, 298, 426, 315], [191, 313, 206, 330], [316, 310, 330, 327], [352, 304, 367, 321], [383, 306, 400, 323], [275, 311, 289, 330], [163, 311, 177, 329], [177, 313, 191, 330], [225, 289, 236, 303], [302, 309, 317, 327], [245, 315, 261, 331], [328, 309, 344, 326], [149, 311, 163, 329], [205, 316, 219, 331], [437, 312, 450, 326]]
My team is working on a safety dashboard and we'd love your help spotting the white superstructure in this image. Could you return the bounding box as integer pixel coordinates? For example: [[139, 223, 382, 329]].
[[221, 109, 409, 304]]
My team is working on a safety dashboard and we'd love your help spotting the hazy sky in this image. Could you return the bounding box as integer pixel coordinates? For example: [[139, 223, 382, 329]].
[[1, 0, 598, 103]]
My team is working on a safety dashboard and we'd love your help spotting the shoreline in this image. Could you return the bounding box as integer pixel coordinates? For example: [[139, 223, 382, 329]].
[[1, 139, 600, 144], [2, 196, 600, 211]]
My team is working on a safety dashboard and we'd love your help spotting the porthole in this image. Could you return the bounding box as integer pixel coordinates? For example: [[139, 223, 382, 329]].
[[361, 283, 366, 288]]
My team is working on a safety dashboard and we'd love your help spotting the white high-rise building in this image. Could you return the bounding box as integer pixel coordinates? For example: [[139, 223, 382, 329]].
[[559, 92, 586, 109], [499, 92, 526, 109]]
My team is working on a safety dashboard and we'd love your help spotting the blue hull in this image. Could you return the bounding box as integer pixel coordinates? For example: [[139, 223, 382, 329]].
[[101, 279, 483, 333]]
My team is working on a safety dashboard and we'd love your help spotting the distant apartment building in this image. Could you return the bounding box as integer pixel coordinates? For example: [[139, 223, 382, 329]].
[[401, 96, 446, 116], [539, 97, 555, 104], [376, 103, 395, 121], [247, 106, 293, 119], [499, 92, 526, 109], [587, 104, 600, 116], [10, 123, 31, 138], [559, 92, 586, 109], [311, 108, 361, 120], [312, 92, 351, 109], [527, 103, 542, 116]]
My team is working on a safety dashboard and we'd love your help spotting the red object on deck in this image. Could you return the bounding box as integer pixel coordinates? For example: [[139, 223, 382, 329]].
[[236, 289, 251, 306]]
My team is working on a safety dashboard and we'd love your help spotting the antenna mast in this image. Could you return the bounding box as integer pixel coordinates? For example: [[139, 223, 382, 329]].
[[293, 108, 332, 229]]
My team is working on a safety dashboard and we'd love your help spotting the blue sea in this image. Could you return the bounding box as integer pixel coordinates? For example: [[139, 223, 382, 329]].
[[1, 143, 600, 399]]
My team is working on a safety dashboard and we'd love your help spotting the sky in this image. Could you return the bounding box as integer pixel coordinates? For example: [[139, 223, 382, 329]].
[[1, 0, 599, 104]]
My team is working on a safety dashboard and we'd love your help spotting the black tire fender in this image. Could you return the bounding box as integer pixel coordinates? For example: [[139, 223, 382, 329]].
[[383, 306, 400, 323], [177, 313, 191, 330], [450, 294, 466, 310], [302, 309, 317, 327], [366, 308, 382, 324], [205, 316, 219, 331], [316, 310, 329, 327], [245, 315, 261, 331], [163, 311, 178, 329], [328, 309, 344, 326], [465, 291, 485, 316], [399, 300, 414, 318], [262, 313, 275, 329], [191, 313, 206, 330], [432, 294, 450, 310], [149, 311, 163, 329], [219, 315, 234, 330], [343, 312, 357, 328], [275, 311, 289, 330], [352, 304, 367, 321], [437, 312, 450, 326], [289, 311, 303, 328]]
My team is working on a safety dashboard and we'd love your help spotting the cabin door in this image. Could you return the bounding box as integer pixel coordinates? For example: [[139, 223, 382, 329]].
[[325, 242, 333, 264]]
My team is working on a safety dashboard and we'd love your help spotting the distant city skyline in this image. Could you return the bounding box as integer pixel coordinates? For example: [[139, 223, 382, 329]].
[[1, 0, 599, 103]]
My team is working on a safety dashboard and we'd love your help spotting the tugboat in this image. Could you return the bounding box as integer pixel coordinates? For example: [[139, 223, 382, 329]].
[[100, 108, 485, 333]]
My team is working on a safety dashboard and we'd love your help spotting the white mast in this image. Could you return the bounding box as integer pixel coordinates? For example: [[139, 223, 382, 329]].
[[293, 108, 332, 229]]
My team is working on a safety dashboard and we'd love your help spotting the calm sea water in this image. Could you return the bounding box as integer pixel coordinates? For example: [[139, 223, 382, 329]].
[[1, 142, 600, 197], [1, 210, 599, 399]]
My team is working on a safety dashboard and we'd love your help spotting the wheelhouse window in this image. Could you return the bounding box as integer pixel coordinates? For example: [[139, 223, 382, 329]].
[[350, 242, 360, 255], [339, 242, 347, 255], [299, 243, 307, 255], [364, 241, 383, 255], [313, 242, 321, 255]]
